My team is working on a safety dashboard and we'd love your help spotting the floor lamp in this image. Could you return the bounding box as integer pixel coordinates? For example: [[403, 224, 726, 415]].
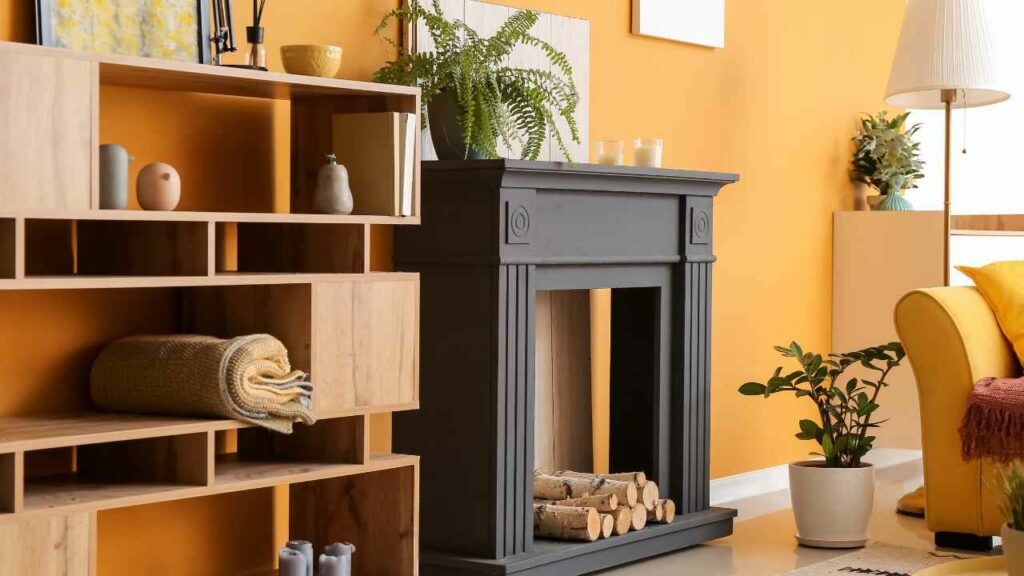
[[885, 0, 1009, 285], [884, 0, 1008, 528]]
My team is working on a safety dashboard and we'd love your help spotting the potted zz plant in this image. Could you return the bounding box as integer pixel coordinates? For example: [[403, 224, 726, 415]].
[[373, 1, 580, 161], [739, 341, 905, 548], [1000, 462, 1024, 575], [851, 111, 924, 211]]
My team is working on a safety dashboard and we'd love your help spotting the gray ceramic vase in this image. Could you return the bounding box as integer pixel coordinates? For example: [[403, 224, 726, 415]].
[[312, 154, 354, 215], [99, 144, 133, 209]]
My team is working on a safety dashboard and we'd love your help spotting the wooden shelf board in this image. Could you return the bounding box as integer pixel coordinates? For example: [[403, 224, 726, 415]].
[[23, 475, 187, 514], [7, 209, 419, 226], [0, 41, 419, 102], [6, 453, 416, 520], [0, 271, 417, 291], [0, 406, 418, 453], [950, 229, 1024, 237]]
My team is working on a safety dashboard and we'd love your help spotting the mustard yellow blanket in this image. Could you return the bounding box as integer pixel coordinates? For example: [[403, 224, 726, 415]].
[[91, 334, 316, 433]]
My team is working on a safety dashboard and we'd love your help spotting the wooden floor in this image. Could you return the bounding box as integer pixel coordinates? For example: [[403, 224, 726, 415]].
[[597, 458, 935, 575]]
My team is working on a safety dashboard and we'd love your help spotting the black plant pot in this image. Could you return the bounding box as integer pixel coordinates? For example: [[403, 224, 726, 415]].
[[427, 91, 485, 161]]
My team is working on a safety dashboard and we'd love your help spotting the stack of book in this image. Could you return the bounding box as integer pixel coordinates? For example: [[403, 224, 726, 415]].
[[332, 112, 416, 217]]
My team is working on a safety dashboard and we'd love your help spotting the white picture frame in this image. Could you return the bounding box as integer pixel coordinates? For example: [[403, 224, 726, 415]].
[[631, 0, 725, 49]]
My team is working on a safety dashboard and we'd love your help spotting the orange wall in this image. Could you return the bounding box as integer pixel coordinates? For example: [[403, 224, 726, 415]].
[[479, 0, 905, 478], [0, 0, 906, 571]]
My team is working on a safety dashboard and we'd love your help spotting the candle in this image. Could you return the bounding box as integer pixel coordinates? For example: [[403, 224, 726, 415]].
[[323, 543, 355, 576], [595, 140, 624, 166], [279, 548, 306, 576], [286, 541, 314, 576], [633, 138, 664, 168], [319, 554, 344, 576]]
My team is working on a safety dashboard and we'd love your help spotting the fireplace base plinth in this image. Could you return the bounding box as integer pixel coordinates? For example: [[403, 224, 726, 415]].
[[421, 508, 737, 576]]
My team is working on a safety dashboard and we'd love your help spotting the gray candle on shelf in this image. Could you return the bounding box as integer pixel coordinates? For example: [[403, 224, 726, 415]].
[[278, 548, 306, 576], [319, 554, 343, 576], [322, 542, 355, 576], [286, 540, 314, 576]]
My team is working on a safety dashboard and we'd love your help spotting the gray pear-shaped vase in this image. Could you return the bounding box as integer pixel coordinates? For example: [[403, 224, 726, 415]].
[[313, 154, 354, 214]]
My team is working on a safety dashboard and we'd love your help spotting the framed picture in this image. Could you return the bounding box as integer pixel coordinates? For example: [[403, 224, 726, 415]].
[[631, 0, 725, 49], [35, 0, 212, 64]]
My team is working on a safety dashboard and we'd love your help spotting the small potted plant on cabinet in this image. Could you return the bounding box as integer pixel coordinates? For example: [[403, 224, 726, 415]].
[[739, 341, 905, 548], [851, 111, 924, 211], [1001, 461, 1024, 575], [373, 0, 580, 161]]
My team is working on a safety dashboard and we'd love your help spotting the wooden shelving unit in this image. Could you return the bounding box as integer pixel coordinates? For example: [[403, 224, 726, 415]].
[[0, 40, 420, 576]]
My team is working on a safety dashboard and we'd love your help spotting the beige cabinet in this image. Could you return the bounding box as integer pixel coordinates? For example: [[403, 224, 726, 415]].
[[832, 211, 944, 449]]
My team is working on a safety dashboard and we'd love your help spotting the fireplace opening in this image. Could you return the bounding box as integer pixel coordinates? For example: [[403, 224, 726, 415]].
[[533, 288, 671, 543]]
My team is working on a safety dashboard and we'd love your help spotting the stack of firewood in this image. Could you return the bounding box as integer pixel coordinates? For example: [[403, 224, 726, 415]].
[[532, 469, 676, 542]]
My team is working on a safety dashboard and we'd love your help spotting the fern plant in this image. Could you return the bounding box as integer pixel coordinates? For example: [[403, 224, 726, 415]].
[[373, 0, 580, 161]]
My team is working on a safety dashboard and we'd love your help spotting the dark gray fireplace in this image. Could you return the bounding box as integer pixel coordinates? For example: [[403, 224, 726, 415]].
[[394, 160, 739, 576]]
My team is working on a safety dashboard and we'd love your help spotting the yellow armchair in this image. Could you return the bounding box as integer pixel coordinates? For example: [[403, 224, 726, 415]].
[[894, 287, 1020, 546]]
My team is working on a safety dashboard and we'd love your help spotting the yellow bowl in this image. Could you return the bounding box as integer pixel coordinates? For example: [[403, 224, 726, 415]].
[[280, 45, 343, 78]]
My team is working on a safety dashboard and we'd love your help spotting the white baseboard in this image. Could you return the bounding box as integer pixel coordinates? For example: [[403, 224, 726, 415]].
[[710, 448, 922, 520]]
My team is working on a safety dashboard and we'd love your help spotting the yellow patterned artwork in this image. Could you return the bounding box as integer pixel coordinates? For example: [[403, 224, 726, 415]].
[[45, 0, 202, 62]]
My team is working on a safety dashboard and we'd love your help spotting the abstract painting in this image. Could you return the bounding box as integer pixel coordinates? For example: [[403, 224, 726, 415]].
[[36, 0, 211, 63]]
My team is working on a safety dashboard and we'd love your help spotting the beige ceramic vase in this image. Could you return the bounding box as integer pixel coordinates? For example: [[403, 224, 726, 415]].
[[789, 460, 874, 548], [1003, 524, 1024, 576], [137, 162, 181, 211]]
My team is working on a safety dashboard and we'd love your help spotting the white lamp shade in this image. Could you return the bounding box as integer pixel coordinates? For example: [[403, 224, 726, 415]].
[[885, 0, 1009, 109]]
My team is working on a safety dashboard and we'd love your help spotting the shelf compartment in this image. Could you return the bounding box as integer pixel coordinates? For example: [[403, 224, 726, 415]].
[[2, 209, 419, 226], [234, 415, 369, 468], [290, 462, 418, 576], [220, 222, 366, 274], [183, 277, 419, 416], [22, 433, 211, 514], [24, 218, 209, 277], [5, 453, 420, 522], [0, 453, 21, 514], [0, 219, 16, 279]]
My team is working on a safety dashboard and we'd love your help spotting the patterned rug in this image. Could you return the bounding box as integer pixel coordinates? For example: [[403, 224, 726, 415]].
[[782, 543, 981, 576]]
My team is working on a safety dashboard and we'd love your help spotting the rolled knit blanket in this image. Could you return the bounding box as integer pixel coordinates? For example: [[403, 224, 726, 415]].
[[91, 334, 316, 433], [960, 376, 1024, 462]]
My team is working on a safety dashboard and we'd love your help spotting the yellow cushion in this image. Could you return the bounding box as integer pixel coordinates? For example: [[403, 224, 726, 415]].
[[958, 261, 1024, 366]]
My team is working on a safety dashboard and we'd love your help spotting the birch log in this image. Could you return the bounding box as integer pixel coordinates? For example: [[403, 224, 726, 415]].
[[611, 506, 632, 535], [538, 469, 647, 488], [640, 481, 660, 511], [533, 474, 637, 507], [646, 500, 664, 523], [599, 513, 614, 539], [660, 499, 676, 524], [627, 504, 647, 531], [551, 494, 619, 512], [533, 474, 572, 500], [533, 504, 601, 542]]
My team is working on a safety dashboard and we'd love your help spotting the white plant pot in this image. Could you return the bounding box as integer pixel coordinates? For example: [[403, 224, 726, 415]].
[[789, 460, 874, 548], [1003, 524, 1024, 576]]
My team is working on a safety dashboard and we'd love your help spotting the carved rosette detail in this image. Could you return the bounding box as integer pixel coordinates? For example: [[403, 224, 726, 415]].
[[691, 207, 710, 245], [507, 202, 532, 244]]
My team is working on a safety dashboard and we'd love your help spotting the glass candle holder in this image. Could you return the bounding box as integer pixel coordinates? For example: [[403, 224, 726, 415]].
[[595, 140, 625, 166], [246, 26, 267, 70], [633, 138, 664, 168]]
